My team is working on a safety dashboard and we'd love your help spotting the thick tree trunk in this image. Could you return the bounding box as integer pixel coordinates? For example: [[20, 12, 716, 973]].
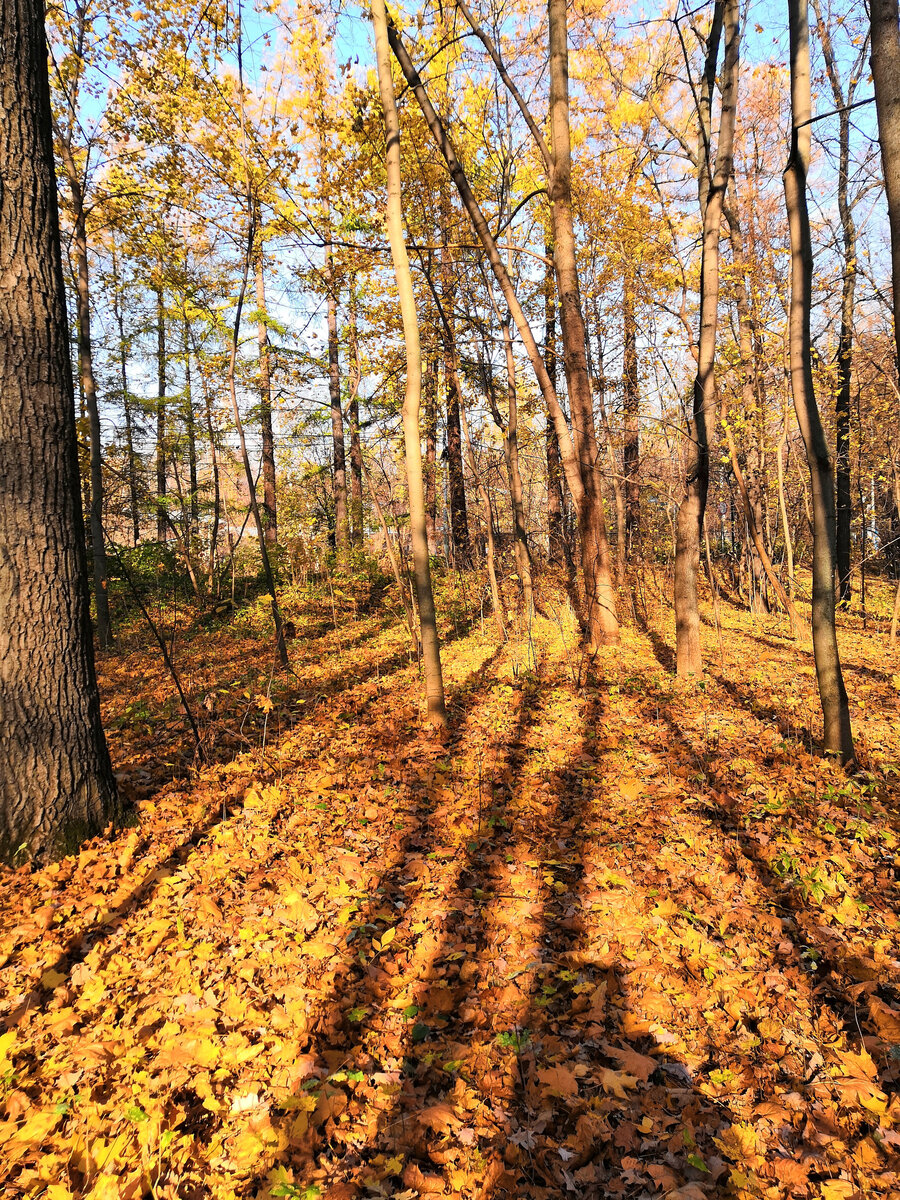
[[674, 0, 737, 676], [373, 0, 446, 728], [547, 0, 618, 647], [255, 252, 277, 545], [784, 0, 854, 762], [0, 0, 119, 862], [155, 286, 167, 542], [622, 267, 640, 552], [871, 0, 900, 374]]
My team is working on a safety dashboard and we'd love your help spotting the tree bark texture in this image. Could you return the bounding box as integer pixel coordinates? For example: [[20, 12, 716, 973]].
[[325, 253, 350, 571], [0, 0, 119, 862], [348, 283, 365, 547]]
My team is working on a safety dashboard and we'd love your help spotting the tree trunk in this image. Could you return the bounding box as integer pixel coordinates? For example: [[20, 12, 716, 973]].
[[155, 285, 167, 542], [386, 20, 602, 633], [871, 0, 900, 374], [777, 409, 796, 597], [784, 0, 854, 762], [62, 163, 111, 649], [110, 242, 140, 545], [500, 317, 534, 619], [459, 397, 506, 640], [547, 0, 618, 647], [813, 0, 861, 605], [198, 352, 221, 584], [545, 246, 566, 564], [424, 353, 438, 553], [674, 0, 737, 676], [183, 317, 199, 538], [438, 197, 472, 567], [348, 282, 365, 547], [325, 251, 350, 571], [622, 266, 640, 552], [255, 251, 277, 545], [0, 0, 119, 862], [373, 0, 446, 728]]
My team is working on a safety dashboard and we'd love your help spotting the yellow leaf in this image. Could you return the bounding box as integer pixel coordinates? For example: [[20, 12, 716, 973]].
[[598, 1068, 638, 1098]]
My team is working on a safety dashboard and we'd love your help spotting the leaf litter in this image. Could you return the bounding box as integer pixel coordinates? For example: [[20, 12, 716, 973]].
[[1, 586, 899, 1199]]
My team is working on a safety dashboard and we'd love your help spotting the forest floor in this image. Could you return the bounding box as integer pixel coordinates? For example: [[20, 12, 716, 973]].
[[2, 572, 900, 1200]]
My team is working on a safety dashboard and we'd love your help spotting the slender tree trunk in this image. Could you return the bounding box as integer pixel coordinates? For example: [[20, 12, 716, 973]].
[[545, 245, 565, 564], [674, 0, 738, 676], [595, 338, 627, 589], [784, 0, 854, 762], [777, 409, 796, 597], [110, 244, 140, 545], [424, 352, 438, 552], [622, 266, 640, 552], [199, 356, 221, 584], [386, 22, 592, 600], [438, 197, 472, 567], [459, 398, 506, 640], [373, 0, 446, 728], [325, 250, 350, 571], [871, 0, 900, 374], [227, 226, 288, 665], [155, 285, 167, 542], [183, 317, 199, 538], [547, 0, 618, 646], [500, 317, 534, 618], [813, 0, 861, 605], [0, 0, 119, 861], [255, 250, 277, 545], [360, 457, 418, 651], [348, 283, 365, 547], [61, 163, 112, 649]]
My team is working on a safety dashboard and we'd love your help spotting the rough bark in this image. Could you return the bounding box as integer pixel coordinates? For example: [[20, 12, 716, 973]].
[[674, 0, 737, 676], [0, 0, 119, 861], [784, 0, 854, 762], [373, 0, 446, 728], [255, 251, 277, 545]]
